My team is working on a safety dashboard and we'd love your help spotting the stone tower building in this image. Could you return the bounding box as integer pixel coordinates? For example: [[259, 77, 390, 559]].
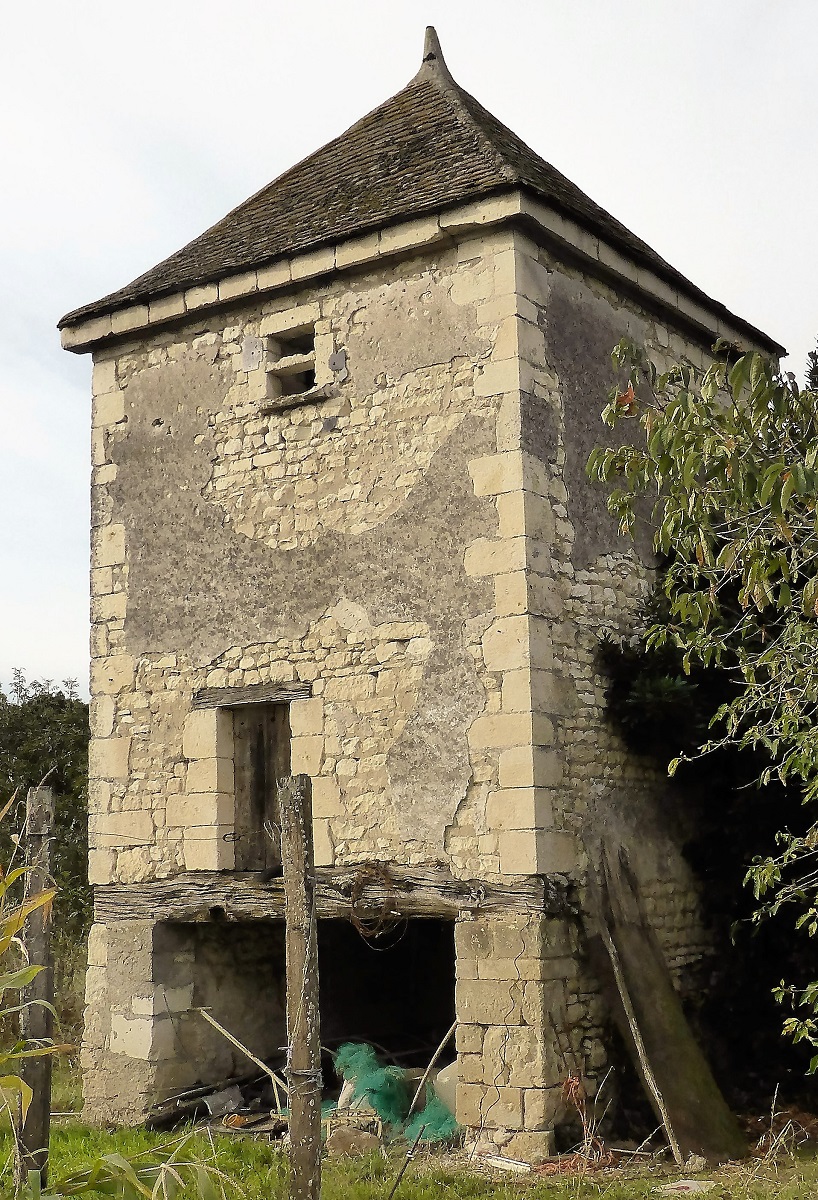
[[60, 29, 780, 1156]]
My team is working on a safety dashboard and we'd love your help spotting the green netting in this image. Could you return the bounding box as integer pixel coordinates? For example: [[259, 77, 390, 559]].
[[334, 1042, 411, 1128], [332, 1043, 459, 1142], [404, 1091, 460, 1143]]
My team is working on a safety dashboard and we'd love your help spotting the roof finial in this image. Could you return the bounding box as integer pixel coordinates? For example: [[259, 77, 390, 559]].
[[416, 26, 455, 84]]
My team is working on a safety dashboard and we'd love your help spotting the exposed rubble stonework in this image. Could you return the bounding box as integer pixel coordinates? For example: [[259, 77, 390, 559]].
[[62, 28, 780, 1155]]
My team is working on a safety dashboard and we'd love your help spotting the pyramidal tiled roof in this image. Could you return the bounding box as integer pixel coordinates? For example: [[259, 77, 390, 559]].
[[60, 29, 781, 354]]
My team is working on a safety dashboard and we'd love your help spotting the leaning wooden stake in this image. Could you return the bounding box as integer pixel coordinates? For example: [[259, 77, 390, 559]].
[[279, 775, 322, 1200], [19, 786, 55, 1189], [597, 914, 684, 1167]]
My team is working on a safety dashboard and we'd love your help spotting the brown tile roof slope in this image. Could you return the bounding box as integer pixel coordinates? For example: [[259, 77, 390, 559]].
[[60, 29, 783, 354]]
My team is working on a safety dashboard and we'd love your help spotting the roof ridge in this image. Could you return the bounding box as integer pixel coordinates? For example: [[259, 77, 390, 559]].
[[410, 28, 518, 187]]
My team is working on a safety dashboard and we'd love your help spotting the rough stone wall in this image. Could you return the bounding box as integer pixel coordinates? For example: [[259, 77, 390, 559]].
[[87, 236, 528, 886], [83, 919, 287, 1120]]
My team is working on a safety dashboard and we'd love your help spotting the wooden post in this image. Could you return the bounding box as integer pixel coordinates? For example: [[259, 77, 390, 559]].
[[19, 786, 55, 1188], [278, 775, 321, 1200]]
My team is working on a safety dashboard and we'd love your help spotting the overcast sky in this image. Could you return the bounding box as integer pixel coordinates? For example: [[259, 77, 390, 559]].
[[1, 0, 816, 698]]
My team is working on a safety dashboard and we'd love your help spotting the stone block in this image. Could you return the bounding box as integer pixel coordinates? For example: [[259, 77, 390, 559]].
[[503, 1129, 556, 1162], [94, 523, 126, 568], [468, 451, 523, 497], [111, 305, 149, 335], [464, 537, 525, 578], [494, 572, 528, 617], [456, 1082, 488, 1127], [498, 830, 578, 876], [290, 245, 335, 281], [529, 670, 567, 715], [531, 717, 557, 753], [455, 977, 523, 1025], [528, 573, 564, 619], [92, 390, 125, 427], [515, 252, 552, 306], [534, 831, 578, 874], [185, 283, 219, 309], [496, 492, 526, 538], [93, 591, 126, 621], [89, 736, 131, 781], [498, 745, 558, 788], [87, 778, 111, 815], [313, 819, 334, 867], [218, 271, 258, 301], [61, 314, 112, 350], [497, 830, 539, 875], [492, 247, 518, 297], [183, 828, 234, 871], [526, 493, 555, 541], [501, 668, 531, 713], [379, 215, 440, 254], [88, 849, 115, 885], [529, 618, 555, 670], [335, 231, 381, 269], [186, 757, 234, 794], [440, 193, 521, 230], [148, 293, 186, 323], [468, 712, 530, 751], [91, 695, 115, 738], [92, 360, 117, 396], [109, 1015, 153, 1059], [482, 615, 529, 671], [257, 259, 292, 290], [449, 266, 494, 307], [290, 697, 323, 737], [311, 776, 342, 817], [455, 1024, 484, 1055], [87, 924, 108, 966], [93, 809, 153, 846], [132, 985, 193, 1016], [474, 357, 519, 398], [323, 675, 375, 701], [454, 919, 494, 960], [486, 787, 554, 831], [91, 653, 135, 696], [492, 315, 522, 361], [290, 735, 323, 775], [166, 792, 234, 828], [182, 709, 234, 760], [483, 1086, 524, 1130], [91, 567, 113, 597]]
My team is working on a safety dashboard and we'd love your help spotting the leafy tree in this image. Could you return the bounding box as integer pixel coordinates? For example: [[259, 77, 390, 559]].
[[807, 337, 818, 391], [0, 672, 90, 1010], [587, 340, 818, 1064]]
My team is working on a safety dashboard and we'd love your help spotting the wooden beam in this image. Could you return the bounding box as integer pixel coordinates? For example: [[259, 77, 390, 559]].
[[94, 864, 573, 925], [192, 682, 311, 709]]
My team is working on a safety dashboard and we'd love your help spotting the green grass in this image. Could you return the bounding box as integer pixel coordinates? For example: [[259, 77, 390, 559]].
[[5, 1123, 817, 1200]]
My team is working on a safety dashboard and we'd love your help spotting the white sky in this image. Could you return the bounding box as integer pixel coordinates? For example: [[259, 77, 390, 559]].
[[1, 0, 816, 698]]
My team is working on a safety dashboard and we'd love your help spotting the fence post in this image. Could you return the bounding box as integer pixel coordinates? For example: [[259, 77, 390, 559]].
[[278, 774, 321, 1200], [20, 785, 55, 1188]]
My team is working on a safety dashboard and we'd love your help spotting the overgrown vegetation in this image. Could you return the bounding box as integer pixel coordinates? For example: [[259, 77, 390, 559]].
[[587, 338, 818, 1069], [0, 673, 90, 1040], [2, 1126, 817, 1200]]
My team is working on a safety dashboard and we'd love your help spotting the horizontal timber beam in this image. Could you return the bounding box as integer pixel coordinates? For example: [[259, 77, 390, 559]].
[[192, 682, 311, 709], [94, 864, 575, 925]]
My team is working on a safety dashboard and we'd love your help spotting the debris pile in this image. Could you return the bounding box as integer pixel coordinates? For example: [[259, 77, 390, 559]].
[[145, 1040, 460, 1149]]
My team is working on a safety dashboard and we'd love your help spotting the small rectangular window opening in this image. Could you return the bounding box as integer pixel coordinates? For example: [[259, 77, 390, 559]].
[[266, 323, 316, 399]]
